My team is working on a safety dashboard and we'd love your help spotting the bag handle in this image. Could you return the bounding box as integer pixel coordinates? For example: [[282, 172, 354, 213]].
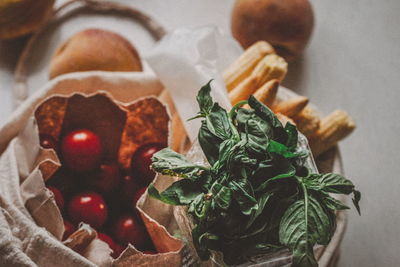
[[14, 0, 166, 107]]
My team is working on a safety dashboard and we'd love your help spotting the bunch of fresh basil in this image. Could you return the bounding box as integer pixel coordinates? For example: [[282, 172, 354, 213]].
[[149, 82, 360, 267]]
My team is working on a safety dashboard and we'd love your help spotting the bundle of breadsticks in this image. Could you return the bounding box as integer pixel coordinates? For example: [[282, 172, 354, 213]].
[[223, 41, 355, 158]]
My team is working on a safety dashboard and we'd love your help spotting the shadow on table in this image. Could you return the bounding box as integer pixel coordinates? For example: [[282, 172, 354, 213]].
[[282, 54, 308, 95]]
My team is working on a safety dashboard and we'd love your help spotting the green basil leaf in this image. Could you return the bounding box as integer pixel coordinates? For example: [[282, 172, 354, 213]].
[[307, 173, 355, 194], [321, 194, 350, 211], [279, 196, 332, 267], [248, 243, 283, 256], [206, 103, 232, 140], [243, 112, 272, 155], [352, 190, 361, 215], [199, 232, 220, 249], [242, 196, 288, 239], [148, 179, 202, 205], [254, 164, 296, 192], [251, 161, 272, 184], [236, 108, 272, 138], [189, 194, 212, 220], [215, 139, 236, 169], [268, 140, 306, 159], [248, 95, 283, 130], [192, 224, 211, 260], [151, 148, 207, 179], [196, 80, 213, 117], [229, 179, 258, 215], [246, 191, 274, 229], [285, 122, 298, 149], [235, 106, 253, 124], [188, 194, 204, 214], [246, 133, 268, 156], [247, 95, 288, 143], [228, 149, 258, 178], [198, 121, 222, 166], [211, 183, 233, 210]]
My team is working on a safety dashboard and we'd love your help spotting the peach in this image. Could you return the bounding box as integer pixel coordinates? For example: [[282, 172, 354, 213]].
[[231, 0, 314, 61], [49, 28, 142, 79], [0, 0, 55, 39]]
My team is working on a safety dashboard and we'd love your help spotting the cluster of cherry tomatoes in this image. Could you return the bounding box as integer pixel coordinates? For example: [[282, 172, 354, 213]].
[[40, 129, 164, 258]]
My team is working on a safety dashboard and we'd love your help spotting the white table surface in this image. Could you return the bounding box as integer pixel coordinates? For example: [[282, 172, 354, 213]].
[[1, 0, 399, 266]]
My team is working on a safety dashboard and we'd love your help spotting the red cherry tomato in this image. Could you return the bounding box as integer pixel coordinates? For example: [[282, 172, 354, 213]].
[[131, 143, 165, 185], [91, 162, 120, 194], [121, 175, 141, 201], [46, 168, 79, 197], [112, 242, 125, 259], [63, 220, 76, 241], [98, 233, 126, 259], [113, 215, 147, 248], [61, 129, 102, 172], [98, 232, 115, 247], [48, 186, 64, 211], [68, 192, 108, 229], [132, 187, 146, 210], [39, 134, 58, 151]]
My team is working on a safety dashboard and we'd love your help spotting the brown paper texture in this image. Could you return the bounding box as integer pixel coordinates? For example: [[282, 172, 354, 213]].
[[0, 72, 187, 267]]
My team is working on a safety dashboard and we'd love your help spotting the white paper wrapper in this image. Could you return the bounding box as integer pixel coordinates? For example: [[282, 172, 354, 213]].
[[146, 26, 241, 141]]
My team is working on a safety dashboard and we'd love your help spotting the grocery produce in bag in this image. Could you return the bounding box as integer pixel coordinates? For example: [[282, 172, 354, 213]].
[[149, 83, 361, 266], [5, 91, 183, 266]]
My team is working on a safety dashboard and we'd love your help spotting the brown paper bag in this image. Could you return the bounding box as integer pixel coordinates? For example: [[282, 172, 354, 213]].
[[0, 72, 185, 267]]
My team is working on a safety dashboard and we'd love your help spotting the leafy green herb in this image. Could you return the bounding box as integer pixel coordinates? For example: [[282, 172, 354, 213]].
[[279, 195, 332, 267], [150, 82, 361, 266]]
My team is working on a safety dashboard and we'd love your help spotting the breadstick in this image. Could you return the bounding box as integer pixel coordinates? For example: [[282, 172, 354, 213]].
[[242, 79, 279, 109], [223, 41, 275, 92], [276, 113, 296, 126], [229, 76, 259, 105], [229, 54, 287, 105], [253, 79, 280, 107], [251, 54, 287, 86], [273, 96, 309, 117], [293, 106, 321, 137], [309, 110, 356, 156]]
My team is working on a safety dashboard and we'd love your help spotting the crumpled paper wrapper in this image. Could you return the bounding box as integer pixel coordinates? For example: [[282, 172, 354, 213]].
[[147, 26, 240, 141]]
